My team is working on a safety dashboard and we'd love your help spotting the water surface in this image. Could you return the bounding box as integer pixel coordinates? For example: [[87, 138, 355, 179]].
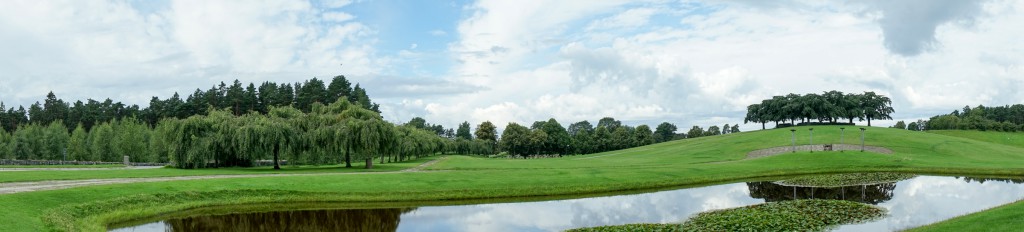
[[112, 175, 1024, 232]]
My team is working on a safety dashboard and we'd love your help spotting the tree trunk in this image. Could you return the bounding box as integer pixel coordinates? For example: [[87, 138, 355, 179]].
[[849, 118, 853, 124], [365, 158, 373, 169], [273, 145, 280, 170], [761, 122, 765, 130], [344, 147, 352, 168], [868, 117, 872, 126]]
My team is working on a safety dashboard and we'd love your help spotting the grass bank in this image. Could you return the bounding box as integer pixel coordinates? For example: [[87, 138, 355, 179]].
[[0, 160, 425, 183], [4, 126, 1024, 231]]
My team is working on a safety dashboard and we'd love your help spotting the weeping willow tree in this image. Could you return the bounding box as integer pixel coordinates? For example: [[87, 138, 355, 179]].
[[354, 118, 395, 169], [234, 114, 297, 170]]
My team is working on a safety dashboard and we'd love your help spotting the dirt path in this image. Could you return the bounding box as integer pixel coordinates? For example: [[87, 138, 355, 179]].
[[0, 157, 448, 195]]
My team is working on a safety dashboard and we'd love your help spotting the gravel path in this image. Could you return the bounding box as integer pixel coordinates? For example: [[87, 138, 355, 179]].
[[0, 157, 447, 195]]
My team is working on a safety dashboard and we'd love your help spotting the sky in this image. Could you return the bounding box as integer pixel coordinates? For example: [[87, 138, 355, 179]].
[[1, 0, 1023, 131]]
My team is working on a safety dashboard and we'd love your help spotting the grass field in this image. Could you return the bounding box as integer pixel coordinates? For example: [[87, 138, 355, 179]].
[[3, 126, 1024, 231], [0, 164, 127, 169], [0, 161, 425, 183]]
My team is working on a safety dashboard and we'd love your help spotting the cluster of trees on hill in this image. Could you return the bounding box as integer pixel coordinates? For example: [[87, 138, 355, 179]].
[[0, 76, 378, 133], [425, 117, 741, 158], [744, 91, 894, 129], [922, 105, 1024, 132]]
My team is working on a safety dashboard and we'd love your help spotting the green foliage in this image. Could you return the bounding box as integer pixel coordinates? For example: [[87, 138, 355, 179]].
[[653, 122, 677, 143], [0, 129, 11, 159], [112, 118, 151, 163], [456, 121, 472, 140], [68, 124, 89, 161], [43, 121, 70, 160], [11, 124, 44, 159], [500, 123, 531, 157], [89, 123, 116, 161], [633, 125, 654, 146], [746, 91, 894, 128], [686, 126, 704, 139]]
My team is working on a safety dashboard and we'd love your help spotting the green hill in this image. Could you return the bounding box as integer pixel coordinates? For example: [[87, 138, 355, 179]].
[[4, 126, 1024, 231]]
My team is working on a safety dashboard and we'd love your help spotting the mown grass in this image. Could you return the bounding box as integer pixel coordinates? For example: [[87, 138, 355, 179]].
[[4, 126, 1024, 231], [0, 164, 127, 169], [0, 159, 429, 183], [929, 130, 1024, 148], [907, 198, 1024, 232], [568, 199, 885, 232]]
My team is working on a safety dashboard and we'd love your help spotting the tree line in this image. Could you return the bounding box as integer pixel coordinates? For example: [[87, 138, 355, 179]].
[[744, 91, 894, 129], [0, 98, 444, 169], [420, 117, 742, 158], [0, 76, 378, 133], [918, 104, 1024, 132]]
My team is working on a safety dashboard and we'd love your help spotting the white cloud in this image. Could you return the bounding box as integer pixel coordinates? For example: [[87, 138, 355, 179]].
[[0, 0, 386, 110], [322, 11, 355, 22]]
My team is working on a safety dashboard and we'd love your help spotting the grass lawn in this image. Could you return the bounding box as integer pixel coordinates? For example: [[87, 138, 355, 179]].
[[0, 164, 127, 169], [0, 159, 430, 183], [4, 126, 1024, 231]]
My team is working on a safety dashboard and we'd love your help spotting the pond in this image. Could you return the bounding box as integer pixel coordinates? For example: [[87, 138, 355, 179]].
[[111, 175, 1024, 232]]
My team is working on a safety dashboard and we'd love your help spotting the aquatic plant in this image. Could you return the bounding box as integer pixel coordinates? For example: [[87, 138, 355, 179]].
[[566, 199, 886, 232], [774, 172, 917, 187]]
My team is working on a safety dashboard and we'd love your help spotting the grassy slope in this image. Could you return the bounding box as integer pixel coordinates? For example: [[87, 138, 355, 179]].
[[3, 126, 1024, 231], [906, 130, 1024, 232]]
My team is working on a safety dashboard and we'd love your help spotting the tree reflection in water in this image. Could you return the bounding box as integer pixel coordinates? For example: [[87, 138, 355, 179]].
[[747, 182, 896, 205], [164, 208, 414, 232]]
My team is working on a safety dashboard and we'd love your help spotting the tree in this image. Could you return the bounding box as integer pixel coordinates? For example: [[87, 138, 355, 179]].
[[327, 75, 353, 104], [354, 119, 395, 169], [907, 121, 919, 131], [42, 121, 69, 160], [707, 125, 721, 136], [234, 116, 297, 170], [407, 117, 427, 129], [861, 91, 894, 126], [567, 121, 593, 136], [597, 117, 622, 131], [500, 123, 530, 157], [0, 129, 11, 159], [633, 125, 654, 146], [722, 124, 730, 134], [540, 119, 570, 155], [90, 122, 116, 161], [687, 126, 704, 138], [730, 124, 740, 133], [611, 126, 632, 150], [456, 121, 472, 140], [66, 124, 88, 161], [528, 129, 548, 155], [892, 121, 907, 130], [593, 126, 611, 152], [475, 121, 498, 155], [112, 118, 151, 163], [653, 122, 677, 143]]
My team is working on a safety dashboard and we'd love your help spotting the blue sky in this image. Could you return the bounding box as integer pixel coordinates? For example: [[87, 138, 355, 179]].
[[1, 0, 1023, 131]]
